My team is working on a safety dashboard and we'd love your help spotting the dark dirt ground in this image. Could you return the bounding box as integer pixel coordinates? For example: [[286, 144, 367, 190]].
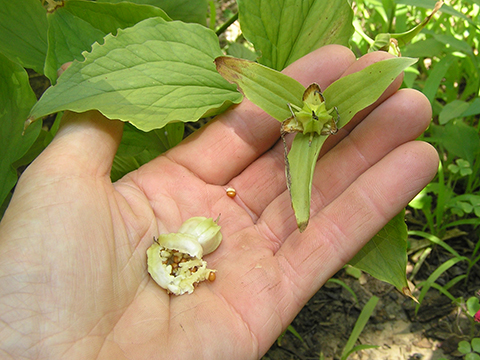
[[262, 223, 480, 360]]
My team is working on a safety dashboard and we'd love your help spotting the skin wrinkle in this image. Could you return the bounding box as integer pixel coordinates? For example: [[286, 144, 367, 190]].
[[300, 200, 366, 270], [232, 138, 288, 219], [230, 191, 259, 224], [222, 107, 277, 161], [255, 219, 284, 252], [274, 251, 308, 306]]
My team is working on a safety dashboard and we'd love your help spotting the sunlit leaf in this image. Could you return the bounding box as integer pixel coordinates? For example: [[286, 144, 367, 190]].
[[28, 17, 242, 132], [237, 0, 354, 70], [369, 1, 443, 54], [340, 296, 379, 360]]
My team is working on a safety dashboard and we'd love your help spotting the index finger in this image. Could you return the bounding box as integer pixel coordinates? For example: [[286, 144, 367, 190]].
[[166, 45, 356, 185]]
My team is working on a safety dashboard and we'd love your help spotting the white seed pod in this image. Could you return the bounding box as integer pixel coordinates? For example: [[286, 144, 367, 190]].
[[178, 217, 222, 255], [147, 233, 214, 295]]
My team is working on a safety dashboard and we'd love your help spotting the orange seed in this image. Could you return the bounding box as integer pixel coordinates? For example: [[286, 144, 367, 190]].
[[226, 187, 236, 198]]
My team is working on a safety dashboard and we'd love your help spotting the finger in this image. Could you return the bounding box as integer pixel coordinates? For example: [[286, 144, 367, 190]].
[[258, 89, 432, 238], [277, 140, 439, 302], [30, 110, 124, 178], [165, 45, 356, 185], [320, 51, 404, 154]]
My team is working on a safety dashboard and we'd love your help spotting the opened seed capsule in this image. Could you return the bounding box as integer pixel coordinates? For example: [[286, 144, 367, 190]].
[[147, 233, 213, 295], [178, 217, 222, 255]]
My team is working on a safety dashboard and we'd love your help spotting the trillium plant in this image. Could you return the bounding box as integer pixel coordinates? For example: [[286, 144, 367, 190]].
[[2, 0, 439, 298], [214, 55, 417, 232]]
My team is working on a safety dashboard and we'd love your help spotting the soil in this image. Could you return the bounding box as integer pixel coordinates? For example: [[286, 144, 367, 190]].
[[262, 226, 480, 360]]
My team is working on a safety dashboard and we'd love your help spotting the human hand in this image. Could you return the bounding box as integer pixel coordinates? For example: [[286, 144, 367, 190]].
[[0, 45, 438, 359]]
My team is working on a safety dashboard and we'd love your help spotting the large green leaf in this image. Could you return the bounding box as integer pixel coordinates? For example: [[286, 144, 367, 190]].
[[237, 0, 354, 70], [0, 54, 41, 209], [99, 0, 208, 25], [45, 0, 171, 83], [349, 211, 409, 294], [28, 17, 242, 132], [0, 0, 48, 74]]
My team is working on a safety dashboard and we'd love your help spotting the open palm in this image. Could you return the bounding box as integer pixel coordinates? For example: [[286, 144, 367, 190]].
[[0, 45, 438, 360]]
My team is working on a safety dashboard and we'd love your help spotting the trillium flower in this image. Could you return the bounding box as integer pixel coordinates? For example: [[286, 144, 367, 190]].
[[282, 83, 338, 141]]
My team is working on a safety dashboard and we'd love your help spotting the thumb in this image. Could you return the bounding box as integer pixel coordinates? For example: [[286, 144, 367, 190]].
[[35, 110, 123, 178]]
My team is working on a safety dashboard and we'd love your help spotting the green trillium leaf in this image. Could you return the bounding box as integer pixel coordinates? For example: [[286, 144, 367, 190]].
[[287, 134, 328, 232], [215, 56, 305, 121], [237, 0, 354, 70], [28, 17, 242, 132], [322, 56, 418, 128], [348, 211, 409, 294], [45, 0, 171, 84]]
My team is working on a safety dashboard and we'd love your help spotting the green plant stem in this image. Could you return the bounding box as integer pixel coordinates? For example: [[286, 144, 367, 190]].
[[466, 158, 480, 193], [215, 12, 238, 36], [340, 296, 379, 360], [208, 1, 216, 31], [435, 162, 447, 236], [387, 3, 396, 33]]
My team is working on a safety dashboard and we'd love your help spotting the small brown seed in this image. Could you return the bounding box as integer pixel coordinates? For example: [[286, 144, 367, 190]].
[[208, 272, 216, 282], [226, 187, 236, 198]]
